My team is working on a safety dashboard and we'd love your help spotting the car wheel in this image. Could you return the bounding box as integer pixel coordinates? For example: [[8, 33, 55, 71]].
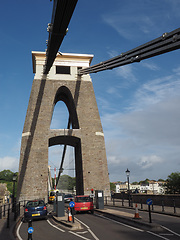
[[91, 210, 94, 214]]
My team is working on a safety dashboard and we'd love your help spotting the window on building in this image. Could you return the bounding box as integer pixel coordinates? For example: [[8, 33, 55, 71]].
[[56, 66, 71, 74]]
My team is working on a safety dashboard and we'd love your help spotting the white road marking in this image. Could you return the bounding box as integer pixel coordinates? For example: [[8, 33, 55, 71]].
[[161, 225, 180, 237], [69, 231, 91, 240], [75, 217, 99, 240], [160, 234, 174, 236], [16, 221, 23, 240], [75, 217, 89, 228], [94, 213, 144, 232], [147, 231, 169, 240], [76, 231, 89, 234], [47, 219, 65, 232]]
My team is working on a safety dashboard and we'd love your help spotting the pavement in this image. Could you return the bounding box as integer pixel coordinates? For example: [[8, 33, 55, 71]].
[[0, 210, 17, 240]]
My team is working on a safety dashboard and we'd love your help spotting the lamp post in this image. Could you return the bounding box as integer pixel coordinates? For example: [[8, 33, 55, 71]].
[[125, 168, 131, 207], [12, 173, 17, 212]]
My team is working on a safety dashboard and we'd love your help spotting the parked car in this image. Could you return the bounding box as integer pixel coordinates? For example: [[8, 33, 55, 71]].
[[74, 195, 94, 214], [24, 200, 47, 221], [64, 194, 74, 203], [48, 190, 57, 203]]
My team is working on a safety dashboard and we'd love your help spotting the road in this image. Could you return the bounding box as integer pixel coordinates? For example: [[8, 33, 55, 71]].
[[17, 205, 180, 240]]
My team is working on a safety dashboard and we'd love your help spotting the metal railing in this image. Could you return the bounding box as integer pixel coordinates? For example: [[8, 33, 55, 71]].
[[0, 200, 26, 228], [104, 196, 180, 215]]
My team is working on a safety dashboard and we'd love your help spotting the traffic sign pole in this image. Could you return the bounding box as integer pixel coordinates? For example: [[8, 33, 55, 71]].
[[146, 199, 153, 223], [148, 205, 152, 223], [27, 220, 33, 240], [69, 201, 75, 223]]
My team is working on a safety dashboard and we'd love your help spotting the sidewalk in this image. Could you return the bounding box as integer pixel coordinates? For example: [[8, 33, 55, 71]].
[[106, 200, 180, 216], [95, 207, 163, 231], [0, 212, 16, 240]]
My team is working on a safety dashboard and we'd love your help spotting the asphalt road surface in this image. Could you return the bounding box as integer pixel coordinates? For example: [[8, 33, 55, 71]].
[[17, 205, 180, 240]]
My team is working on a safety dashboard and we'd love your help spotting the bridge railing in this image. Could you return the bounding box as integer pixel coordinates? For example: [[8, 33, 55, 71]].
[[0, 200, 26, 228], [104, 196, 180, 215]]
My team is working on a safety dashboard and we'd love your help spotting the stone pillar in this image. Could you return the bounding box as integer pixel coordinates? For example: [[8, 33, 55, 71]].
[[17, 52, 110, 201]]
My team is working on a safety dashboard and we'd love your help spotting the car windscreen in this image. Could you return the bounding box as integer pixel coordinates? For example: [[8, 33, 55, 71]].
[[26, 200, 45, 207], [65, 194, 73, 198], [50, 192, 55, 196], [75, 197, 91, 202]]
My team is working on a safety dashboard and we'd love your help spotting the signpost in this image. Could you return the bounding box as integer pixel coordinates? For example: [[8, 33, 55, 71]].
[[69, 201, 75, 223], [27, 220, 33, 240], [146, 198, 152, 223], [69, 201, 75, 208]]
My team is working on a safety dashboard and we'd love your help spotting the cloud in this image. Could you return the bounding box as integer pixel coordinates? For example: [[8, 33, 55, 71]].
[[141, 61, 160, 71], [100, 65, 180, 181], [102, 0, 180, 41], [115, 65, 137, 82], [137, 155, 163, 169], [131, 69, 180, 111], [0, 156, 18, 172]]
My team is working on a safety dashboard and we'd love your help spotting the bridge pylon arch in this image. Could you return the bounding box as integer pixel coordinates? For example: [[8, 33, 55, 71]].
[[17, 52, 110, 201]]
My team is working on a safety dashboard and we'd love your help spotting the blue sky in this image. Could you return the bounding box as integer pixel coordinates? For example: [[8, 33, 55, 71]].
[[0, 0, 180, 183]]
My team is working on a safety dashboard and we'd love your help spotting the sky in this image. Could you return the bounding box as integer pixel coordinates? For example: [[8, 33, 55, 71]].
[[0, 0, 180, 183]]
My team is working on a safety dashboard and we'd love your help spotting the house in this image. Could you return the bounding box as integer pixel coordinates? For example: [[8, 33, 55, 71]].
[[0, 183, 10, 204]]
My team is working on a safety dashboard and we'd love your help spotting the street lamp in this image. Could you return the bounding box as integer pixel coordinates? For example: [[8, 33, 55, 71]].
[[12, 173, 17, 212], [125, 168, 131, 207]]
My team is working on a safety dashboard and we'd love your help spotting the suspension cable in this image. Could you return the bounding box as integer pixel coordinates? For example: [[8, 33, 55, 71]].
[[78, 28, 180, 75]]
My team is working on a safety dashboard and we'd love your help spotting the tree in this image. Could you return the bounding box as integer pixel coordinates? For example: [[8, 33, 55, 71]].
[[0, 170, 18, 195], [58, 175, 76, 191], [165, 172, 180, 194], [131, 182, 139, 185], [158, 179, 165, 182], [0, 170, 14, 181], [110, 182, 116, 191]]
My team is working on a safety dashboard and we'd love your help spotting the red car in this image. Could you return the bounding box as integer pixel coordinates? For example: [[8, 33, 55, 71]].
[[74, 195, 94, 214]]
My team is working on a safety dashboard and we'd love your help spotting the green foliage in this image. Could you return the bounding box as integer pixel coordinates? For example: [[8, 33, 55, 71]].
[[0, 170, 18, 195], [158, 179, 165, 182], [165, 172, 180, 194], [0, 170, 14, 181], [139, 178, 150, 185], [58, 175, 76, 191], [110, 182, 116, 191], [131, 182, 139, 185]]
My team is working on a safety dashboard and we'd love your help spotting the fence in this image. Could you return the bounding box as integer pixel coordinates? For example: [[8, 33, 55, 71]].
[[104, 195, 180, 215], [0, 200, 25, 228]]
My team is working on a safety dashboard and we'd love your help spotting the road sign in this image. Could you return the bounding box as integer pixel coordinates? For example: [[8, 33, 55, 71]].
[[28, 227, 34, 234], [69, 201, 75, 208], [146, 198, 153, 206]]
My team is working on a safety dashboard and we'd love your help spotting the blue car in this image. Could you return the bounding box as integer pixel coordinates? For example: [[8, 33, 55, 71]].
[[24, 200, 47, 221]]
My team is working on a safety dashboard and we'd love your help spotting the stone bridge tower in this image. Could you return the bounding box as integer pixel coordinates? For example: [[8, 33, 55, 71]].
[[17, 52, 110, 201]]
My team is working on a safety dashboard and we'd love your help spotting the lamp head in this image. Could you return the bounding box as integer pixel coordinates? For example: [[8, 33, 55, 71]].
[[125, 168, 130, 177]]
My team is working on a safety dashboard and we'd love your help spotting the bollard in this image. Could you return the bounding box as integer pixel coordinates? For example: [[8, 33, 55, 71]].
[[122, 198, 124, 207]]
